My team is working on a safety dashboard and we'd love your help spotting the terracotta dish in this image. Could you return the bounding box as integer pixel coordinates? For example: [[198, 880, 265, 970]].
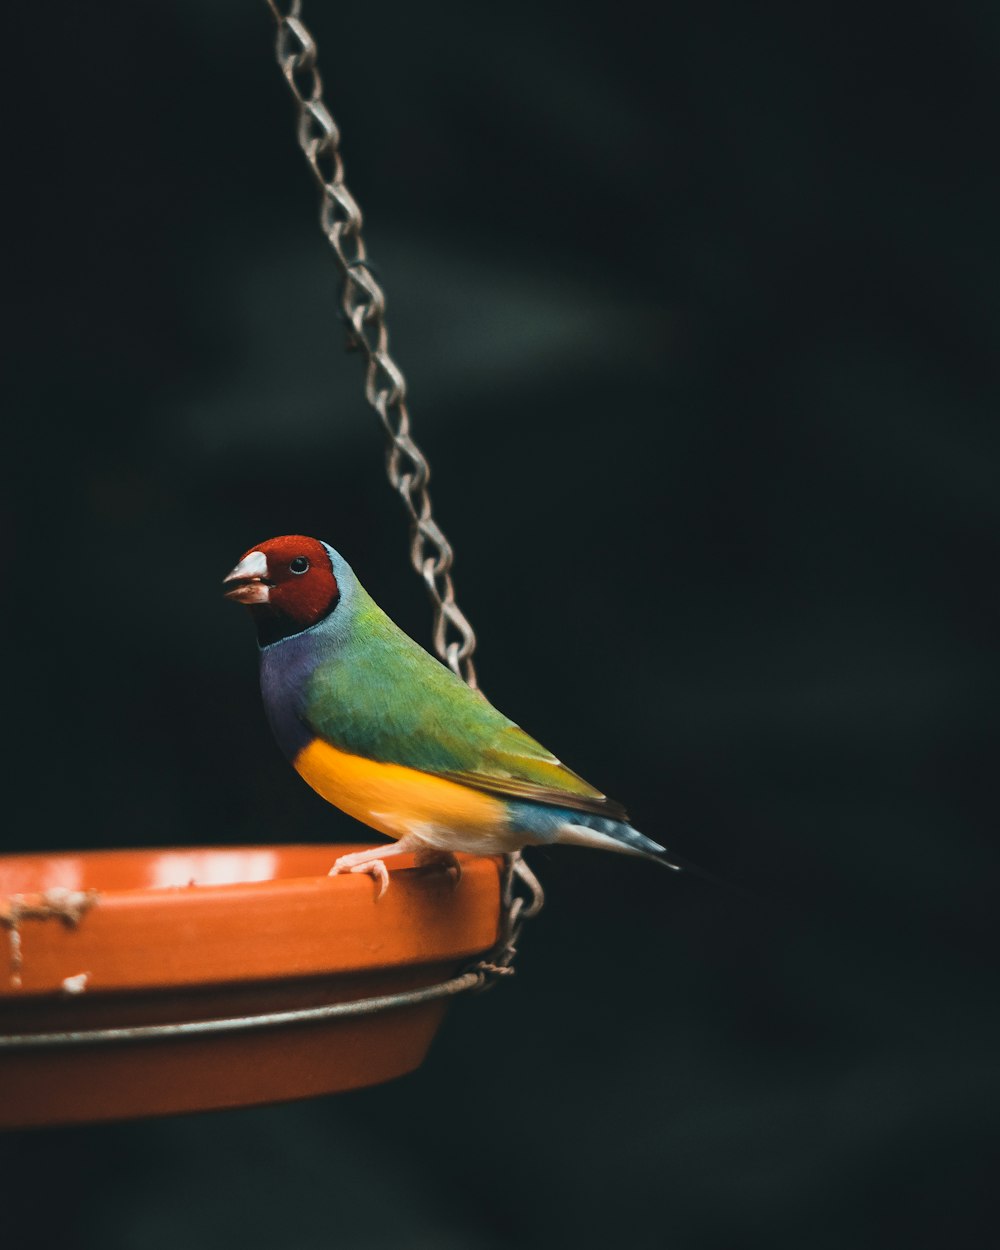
[[0, 845, 501, 1127]]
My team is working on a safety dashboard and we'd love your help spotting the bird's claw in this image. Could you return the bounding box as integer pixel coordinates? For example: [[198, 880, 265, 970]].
[[329, 856, 390, 899]]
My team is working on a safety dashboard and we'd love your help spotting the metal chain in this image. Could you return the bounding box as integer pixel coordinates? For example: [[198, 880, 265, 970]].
[[266, 0, 477, 686], [266, 0, 543, 981], [474, 852, 545, 986]]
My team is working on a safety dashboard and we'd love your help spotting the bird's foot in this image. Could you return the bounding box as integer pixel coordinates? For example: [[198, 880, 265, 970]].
[[329, 850, 391, 899], [414, 848, 463, 888]]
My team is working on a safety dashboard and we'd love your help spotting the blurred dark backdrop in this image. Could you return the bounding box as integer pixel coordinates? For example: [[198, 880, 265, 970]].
[[3, 2, 998, 1247]]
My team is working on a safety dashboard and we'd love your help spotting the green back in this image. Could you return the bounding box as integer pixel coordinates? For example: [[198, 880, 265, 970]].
[[301, 582, 619, 813]]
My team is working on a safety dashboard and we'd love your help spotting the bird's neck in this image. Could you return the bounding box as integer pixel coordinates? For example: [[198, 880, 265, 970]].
[[250, 603, 331, 648]]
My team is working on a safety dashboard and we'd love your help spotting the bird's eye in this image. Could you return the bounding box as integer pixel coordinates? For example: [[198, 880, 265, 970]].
[[289, 556, 310, 575]]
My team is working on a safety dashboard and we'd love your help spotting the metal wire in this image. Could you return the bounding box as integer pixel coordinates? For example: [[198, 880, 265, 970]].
[[0, 970, 482, 1050], [266, 1, 544, 982]]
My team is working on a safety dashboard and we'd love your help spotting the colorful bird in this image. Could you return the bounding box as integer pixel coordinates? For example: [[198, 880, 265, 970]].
[[224, 536, 678, 895]]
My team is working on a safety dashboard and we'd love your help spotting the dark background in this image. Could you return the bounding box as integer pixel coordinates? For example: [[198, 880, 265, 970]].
[[3, 2, 997, 1246]]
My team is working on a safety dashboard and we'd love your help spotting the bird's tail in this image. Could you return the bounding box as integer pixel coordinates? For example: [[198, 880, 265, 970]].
[[556, 815, 681, 871], [545, 808, 756, 899]]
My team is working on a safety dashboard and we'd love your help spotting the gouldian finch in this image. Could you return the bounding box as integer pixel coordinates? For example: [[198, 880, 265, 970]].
[[224, 536, 678, 894]]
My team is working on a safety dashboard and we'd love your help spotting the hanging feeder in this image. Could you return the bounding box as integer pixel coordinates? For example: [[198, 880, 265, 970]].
[[0, 0, 542, 1128], [0, 847, 504, 1127]]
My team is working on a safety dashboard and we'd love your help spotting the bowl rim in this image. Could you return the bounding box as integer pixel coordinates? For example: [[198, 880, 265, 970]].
[[0, 844, 503, 997]]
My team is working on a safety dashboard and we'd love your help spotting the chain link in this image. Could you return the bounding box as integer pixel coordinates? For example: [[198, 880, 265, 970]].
[[266, 0, 543, 981], [267, 0, 477, 687]]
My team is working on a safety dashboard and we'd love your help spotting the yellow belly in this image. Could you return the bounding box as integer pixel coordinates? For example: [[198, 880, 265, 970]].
[[293, 737, 514, 852]]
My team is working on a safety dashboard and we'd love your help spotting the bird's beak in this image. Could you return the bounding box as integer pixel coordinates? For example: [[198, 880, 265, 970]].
[[223, 551, 271, 604]]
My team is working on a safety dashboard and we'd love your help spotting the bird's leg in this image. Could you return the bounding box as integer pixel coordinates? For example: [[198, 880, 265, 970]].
[[414, 847, 463, 887], [328, 837, 420, 900]]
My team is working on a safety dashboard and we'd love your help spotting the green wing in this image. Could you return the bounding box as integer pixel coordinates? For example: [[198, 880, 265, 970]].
[[301, 586, 628, 821], [437, 764, 629, 822]]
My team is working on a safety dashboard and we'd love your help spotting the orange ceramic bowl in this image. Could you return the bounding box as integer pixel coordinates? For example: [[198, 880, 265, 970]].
[[0, 845, 501, 1128]]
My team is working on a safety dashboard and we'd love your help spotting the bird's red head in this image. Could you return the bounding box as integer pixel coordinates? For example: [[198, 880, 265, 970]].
[[223, 535, 339, 645]]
